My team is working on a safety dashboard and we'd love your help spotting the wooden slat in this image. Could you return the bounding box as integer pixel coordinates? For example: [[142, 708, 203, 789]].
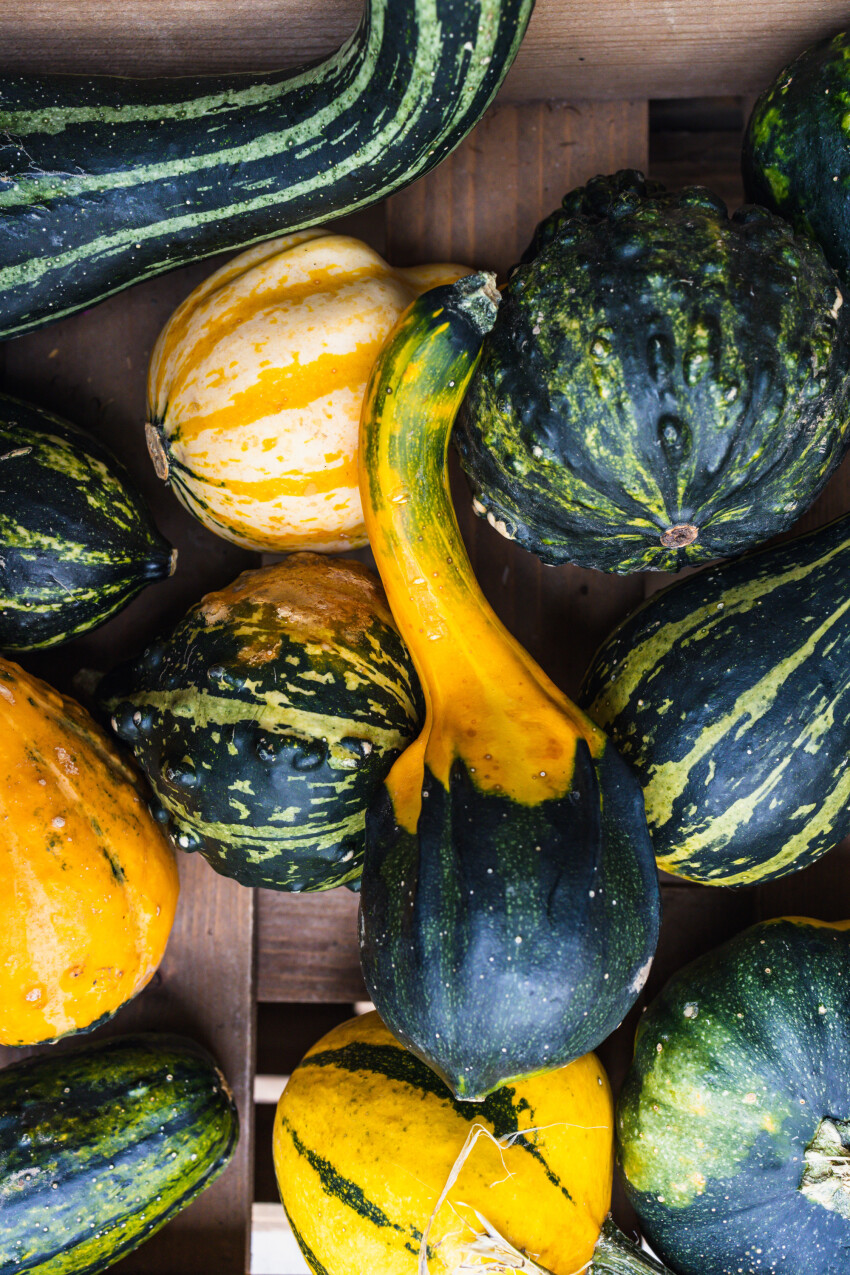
[[257, 890, 366, 1003], [0, 1, 844, 102]]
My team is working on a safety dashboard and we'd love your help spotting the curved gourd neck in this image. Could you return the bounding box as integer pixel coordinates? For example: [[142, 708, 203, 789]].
[[360, 274, 604, 830]]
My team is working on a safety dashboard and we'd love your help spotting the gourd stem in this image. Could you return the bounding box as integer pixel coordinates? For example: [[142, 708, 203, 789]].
[[590, 1218, 671, 1274]]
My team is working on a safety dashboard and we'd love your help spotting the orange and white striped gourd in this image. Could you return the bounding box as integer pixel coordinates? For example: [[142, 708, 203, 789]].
[[146, 230, 467, 553]]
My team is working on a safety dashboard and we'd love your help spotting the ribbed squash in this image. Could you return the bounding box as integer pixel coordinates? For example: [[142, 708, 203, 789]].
[[146, 231, 467, 552], [358, 273, 660, 1101], [0, 658, 179, 1046], [274, 1011, 666, 1275], [102, 554, 421, 892]]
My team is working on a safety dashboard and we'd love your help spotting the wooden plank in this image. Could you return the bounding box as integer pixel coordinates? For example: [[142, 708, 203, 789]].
[[0, 1, 844, 102], [257, 891, 366, 1003]]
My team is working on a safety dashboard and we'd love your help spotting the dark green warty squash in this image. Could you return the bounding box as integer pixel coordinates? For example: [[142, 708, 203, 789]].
[[744, 31, 850, 290], [0, 1032, 237, 1275], [455, 170, 850, 573], [618, 918, 850, 1275], [580, 512, 850, 886], [100, 553, 421, 892], [0, 394, 174, 651]]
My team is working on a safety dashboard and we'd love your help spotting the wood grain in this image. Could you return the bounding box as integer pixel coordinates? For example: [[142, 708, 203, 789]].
[[257, 890, 366, 1003]]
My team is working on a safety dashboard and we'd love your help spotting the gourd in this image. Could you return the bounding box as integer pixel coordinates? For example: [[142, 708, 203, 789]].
[[455, 170, 850, 573], [358, 272, 660, 1101], [0, 1033, 238, 1275], [0, 658, 179, 1046], [101, 554, 421, 892], [618, 917, 850, 1275], [0, 0, 532, 341], [0, 393, 174, 651], [273, 1010, 667, 1275], [146, 229, 467, 553], [580, 512, 850, 886], [744, 31, 850, 289]]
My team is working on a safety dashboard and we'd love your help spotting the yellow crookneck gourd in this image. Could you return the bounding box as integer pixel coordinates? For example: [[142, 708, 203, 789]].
[[358, 272, 660, 1101]]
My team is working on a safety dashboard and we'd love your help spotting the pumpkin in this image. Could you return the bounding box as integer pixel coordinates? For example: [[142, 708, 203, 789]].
[[273, 1010, 667, 1275], [358, 272, 660, 1101], [146, 230, 468, 552], [0, 658, 179, 1046], [101, 553, 421, 892], [618, 917, 850, 1275], [455, 170, 850, 573]]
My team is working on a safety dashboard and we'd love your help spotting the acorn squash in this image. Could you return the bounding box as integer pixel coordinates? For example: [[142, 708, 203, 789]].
[[455, 170, 850, 573], [358, 272, 660, 1101], [618, 917, 850, 1275], [0, 659, 179, 1046], [101, 553, 421, 892], [146, 230, 468, 553]]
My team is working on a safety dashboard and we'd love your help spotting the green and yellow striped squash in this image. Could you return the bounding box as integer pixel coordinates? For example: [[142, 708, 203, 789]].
[[358, 273, 659, 1100], [0, 1033, 238, 1275], [101, 553, 421, 892], [0, 0, 532, 340], [146, 229, 467, 553], [273, 1011, 667, 1275], [580, 512, 850, 886]]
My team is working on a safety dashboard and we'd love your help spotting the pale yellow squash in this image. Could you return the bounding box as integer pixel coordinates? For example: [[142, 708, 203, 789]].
[[146, 230, 468, 553]]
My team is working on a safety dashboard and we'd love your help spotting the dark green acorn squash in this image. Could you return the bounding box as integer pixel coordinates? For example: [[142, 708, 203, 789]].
[[358, 272, 660, 1101], [0, 394, 174, 650], [579, 511, 850, 886], [100, 553, 421, 892], [455, 170, 850, 573], [743, 31, 850, 290], [618, 917, 850, 1275], [0, 1032, 237, 1275]]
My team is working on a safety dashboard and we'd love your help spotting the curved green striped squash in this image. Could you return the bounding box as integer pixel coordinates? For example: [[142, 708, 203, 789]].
[[618, 918, 850, 1275], [0, 1032, 237, 1274], [579, 513, 850, 886], [0, 394, 174, 651], [100, 553, 421, 892], [0, 0, 532, 340], [456, 170, 850, 573]]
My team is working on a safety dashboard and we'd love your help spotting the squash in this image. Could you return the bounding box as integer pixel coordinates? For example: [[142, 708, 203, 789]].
[[358, 272, 660, 1101], [0, 0, 532, 340], [744, 32, 850, 289], [273, 1010, 667, 1275], [0, 658, 179, 1046], [455, 170, 850, 573], [580, 511, 850, 886], [617, 917, 850, 1275], [101, 553, 421, 892], [146, 229, 467, 553], [0, 393, 174, 651], [0, 1032, 238, 1275]]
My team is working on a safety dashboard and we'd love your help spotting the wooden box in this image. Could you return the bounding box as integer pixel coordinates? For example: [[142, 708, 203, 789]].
[[2, 4, 850, 1272]]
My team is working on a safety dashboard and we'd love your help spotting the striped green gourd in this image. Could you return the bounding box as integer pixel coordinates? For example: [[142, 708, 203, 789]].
[[0, 1032, 238, 1275], [580, 512, 850, 886], [0, 394, 174, 651], [100, 553, 422, 892], [0, 0, 532, 341]]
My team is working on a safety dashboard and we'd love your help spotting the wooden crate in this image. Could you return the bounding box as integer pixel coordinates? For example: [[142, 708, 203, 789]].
[[2, 4, 850, 1272]]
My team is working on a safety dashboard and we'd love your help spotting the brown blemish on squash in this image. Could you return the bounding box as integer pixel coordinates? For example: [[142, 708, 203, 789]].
[[660, 523, 699, 549]]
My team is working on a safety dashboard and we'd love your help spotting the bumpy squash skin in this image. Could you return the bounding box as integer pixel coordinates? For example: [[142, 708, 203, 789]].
[[359, 274, 659, 1100], [580, 512, 850, 886], [101, 554, 421, 892], [455, 171, 850, 573], [743, 33, 850, 289], [0, 1033, 238, 1275], [618, 918, 850, 1275], [0, 659, 179, 1046], [0, 394, 173, 650], [0, 0, 532, 340]]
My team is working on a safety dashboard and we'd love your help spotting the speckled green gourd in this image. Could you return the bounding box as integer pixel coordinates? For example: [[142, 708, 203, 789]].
[[618, 918, 850, 1275], [0, 394, 173, 650], [100, 553, 421, 892], [455, 170, 850, 573], [0, 1033, 237, 1275], [743, 31, 850, 290]]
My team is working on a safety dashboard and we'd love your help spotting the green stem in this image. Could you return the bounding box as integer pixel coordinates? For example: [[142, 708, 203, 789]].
[[590, 1218, 671, 1274]]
